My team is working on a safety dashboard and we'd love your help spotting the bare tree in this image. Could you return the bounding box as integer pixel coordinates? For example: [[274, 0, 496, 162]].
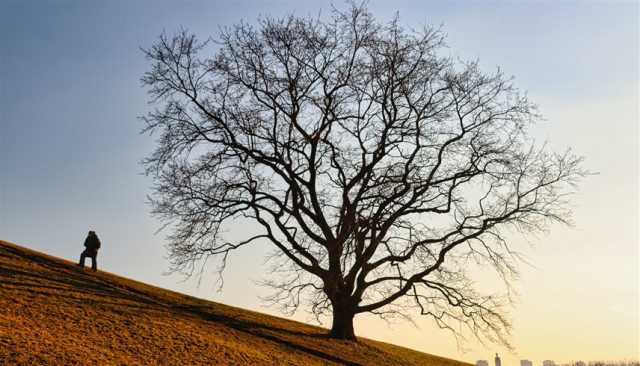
[[141, 4, 585, 344]]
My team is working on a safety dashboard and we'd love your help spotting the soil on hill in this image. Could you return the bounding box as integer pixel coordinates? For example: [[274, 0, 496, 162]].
[[0, 240, 472, 366]]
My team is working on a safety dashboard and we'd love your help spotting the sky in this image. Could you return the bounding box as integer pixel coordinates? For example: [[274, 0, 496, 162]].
[[0, 0, 638, 364]]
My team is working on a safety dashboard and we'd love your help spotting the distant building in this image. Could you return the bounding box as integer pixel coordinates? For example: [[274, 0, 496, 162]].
[[495, 354, 502, 366], [542, 361, 556, 366], [520, 360, 533, 366], [476, 361, 489, 366]]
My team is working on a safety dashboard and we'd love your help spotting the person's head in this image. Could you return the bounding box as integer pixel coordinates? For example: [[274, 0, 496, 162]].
[[88, 230, 96, 236]]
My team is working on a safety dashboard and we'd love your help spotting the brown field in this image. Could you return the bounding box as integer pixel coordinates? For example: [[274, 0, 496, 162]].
[[0, 240, 471, 366]]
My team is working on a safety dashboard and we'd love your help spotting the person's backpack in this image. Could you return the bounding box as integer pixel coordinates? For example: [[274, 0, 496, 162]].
[[84, 233, 101, 250]]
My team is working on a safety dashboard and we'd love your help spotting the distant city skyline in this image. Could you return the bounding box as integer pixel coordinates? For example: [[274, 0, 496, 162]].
[[472, 358, 637, 366], [477, 354, 554, 366]]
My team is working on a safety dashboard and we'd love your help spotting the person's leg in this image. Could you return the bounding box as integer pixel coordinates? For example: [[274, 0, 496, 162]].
[[79, 251, 87, 267], [91, 254, 97, 271]]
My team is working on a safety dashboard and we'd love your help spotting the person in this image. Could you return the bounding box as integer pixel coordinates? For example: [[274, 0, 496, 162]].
[[78, 230, 101, 271]]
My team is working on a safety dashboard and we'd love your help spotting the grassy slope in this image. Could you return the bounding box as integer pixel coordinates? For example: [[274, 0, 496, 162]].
[[0, 240, 472, 366]]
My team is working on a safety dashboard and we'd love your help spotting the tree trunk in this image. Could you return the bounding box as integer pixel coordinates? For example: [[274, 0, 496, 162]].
[[329, 306, 356, 340]]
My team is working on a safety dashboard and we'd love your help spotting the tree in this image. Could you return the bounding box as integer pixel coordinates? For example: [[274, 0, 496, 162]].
[[141, 4, 585, 344]]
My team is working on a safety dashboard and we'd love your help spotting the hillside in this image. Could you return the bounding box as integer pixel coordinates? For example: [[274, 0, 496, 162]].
[[0, 240, 472, 366]]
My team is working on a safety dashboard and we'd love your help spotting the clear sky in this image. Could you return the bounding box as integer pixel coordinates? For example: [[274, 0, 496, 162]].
[[1, 1, 638, 364]]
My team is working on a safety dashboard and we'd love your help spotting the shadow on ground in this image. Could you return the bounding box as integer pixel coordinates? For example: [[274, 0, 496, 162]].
[[0, 240, 471, 366]]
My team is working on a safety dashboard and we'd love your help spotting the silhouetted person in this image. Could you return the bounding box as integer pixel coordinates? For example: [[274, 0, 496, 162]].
[[79, 230, 101, 271]]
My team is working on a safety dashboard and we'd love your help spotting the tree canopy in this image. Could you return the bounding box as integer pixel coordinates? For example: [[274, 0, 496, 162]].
[[142, 4, 585, 344]]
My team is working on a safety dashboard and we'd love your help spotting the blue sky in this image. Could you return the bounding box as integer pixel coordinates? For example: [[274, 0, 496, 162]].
[[1, 1, 638, 363]]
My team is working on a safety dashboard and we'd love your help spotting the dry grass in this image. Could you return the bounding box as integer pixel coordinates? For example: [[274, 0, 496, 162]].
[[0, 240, 471, 366]]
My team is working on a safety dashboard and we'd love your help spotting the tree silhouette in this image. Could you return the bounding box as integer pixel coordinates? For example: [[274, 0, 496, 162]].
[[142, 4, 585, 343]]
